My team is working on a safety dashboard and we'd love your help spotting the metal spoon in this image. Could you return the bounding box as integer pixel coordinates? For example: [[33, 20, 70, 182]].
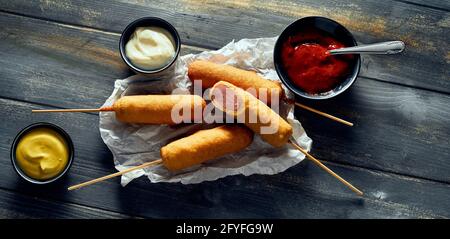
[[328, 41, 405, 55]]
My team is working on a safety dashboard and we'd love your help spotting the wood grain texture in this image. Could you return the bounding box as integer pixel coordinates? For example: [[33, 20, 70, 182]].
[[0, 188, 133, 218], [0, 12, 449, 183], [0, 0, 448, 93], [0, 98, 449, 218], [294, 77, 450, 183], [0, 0, 449, 219], [0, 12, 204, 109], [392, 0, 450, 11]]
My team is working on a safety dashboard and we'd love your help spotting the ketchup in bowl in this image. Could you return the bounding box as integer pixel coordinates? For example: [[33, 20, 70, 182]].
[[280, 29, 354, 94]]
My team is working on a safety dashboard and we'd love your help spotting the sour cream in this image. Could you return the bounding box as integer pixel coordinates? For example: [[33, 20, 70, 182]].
[[125, 27, 176, 70]]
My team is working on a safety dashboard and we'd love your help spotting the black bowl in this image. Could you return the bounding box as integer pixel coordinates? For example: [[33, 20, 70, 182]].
[[10, 122, 74, 184], [119, 17, 181, 75], [274, 16, 361, 100]]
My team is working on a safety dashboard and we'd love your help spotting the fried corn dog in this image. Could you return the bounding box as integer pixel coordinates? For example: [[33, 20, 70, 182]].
[[188, 60, 282, 103], [161, 125, 253, 171], [210, 81, 292, 147], [103, 95, 206, 125]]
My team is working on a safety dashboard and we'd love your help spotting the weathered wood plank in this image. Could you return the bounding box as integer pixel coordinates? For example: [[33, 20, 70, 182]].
[[392, 0, 450, 11], [0, 98, 449, 218], [0, 0, 448, 92], [0, 12, 204, 110], [0, 187, 132, 218], [0, 12, 449, 183], [294, 78, 450, 182]]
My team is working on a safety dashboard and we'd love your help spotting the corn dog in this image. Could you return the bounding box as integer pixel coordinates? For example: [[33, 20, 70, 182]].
[[103, 95, 206, 125], [161, 125, 253, 171], [188, 60, 282, 103], [210, 81, 292, 147]]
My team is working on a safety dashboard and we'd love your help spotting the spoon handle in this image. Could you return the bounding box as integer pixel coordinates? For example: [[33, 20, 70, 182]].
[[328, 41, 405, 55]]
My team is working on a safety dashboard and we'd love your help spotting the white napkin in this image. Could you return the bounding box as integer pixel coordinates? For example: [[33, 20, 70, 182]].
[[99, 37, 313, 185]]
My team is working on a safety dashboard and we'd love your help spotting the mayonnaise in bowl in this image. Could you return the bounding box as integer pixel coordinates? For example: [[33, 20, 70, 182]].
[[125, 27, 176, 70]]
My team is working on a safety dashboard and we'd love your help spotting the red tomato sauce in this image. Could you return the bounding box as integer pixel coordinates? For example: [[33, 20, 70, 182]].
[[280, 30, 354, 94]]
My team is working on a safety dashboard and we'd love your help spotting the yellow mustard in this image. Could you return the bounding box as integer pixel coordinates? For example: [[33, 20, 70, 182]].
[[15, 127, 69, 180]]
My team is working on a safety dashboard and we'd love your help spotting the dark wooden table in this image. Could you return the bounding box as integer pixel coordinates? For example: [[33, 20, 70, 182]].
[[0, 0, 449, 219]]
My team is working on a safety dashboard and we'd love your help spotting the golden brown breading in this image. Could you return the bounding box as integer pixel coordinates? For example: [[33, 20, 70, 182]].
[[160, 125, 253, 171], [113, 95, 206, 124], [210, 81, 292, 147], [188, 60, 283, 103]]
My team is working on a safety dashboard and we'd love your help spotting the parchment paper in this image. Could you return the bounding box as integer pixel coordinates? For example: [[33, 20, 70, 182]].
[[99, 37, 313, 186]]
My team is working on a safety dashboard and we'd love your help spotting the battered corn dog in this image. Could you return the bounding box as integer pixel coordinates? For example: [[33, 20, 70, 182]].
[[210, 81, 292, 147], [188, 60, 283, 103], [104, 95, 206, 125], [161, 125, 253, 171]]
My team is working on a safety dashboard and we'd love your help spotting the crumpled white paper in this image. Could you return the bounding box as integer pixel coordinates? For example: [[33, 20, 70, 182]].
[[99, 37, 313, 186]]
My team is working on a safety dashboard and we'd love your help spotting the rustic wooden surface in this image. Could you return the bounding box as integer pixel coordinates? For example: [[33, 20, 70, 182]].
[[0, 0, 449, 218]]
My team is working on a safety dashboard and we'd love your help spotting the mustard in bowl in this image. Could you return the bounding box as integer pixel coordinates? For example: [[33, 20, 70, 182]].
[[11, 122, 74, 184]]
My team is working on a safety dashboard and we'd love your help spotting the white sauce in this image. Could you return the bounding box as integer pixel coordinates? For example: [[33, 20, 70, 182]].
[[125, 27, 175, 70]]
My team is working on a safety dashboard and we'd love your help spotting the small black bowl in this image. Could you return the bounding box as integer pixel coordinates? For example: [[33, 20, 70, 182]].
[[10, 122, 74, 184], [274, 16, 361, 100], [119, 17, 181, 75]]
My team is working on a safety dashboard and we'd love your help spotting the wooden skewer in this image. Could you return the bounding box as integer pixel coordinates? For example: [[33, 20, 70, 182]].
[[31, 103, 353, 127], [293, 102, 354, 127], [288, 141, 363, 196], [33, 108, 102, 113], [68, 143, 363, 195], [68, 143, 362, 195], [68, 159, 163, 191], [32, 106, 113, 113]]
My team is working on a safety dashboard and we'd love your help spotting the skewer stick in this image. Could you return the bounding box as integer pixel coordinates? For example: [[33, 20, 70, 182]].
[[68, 143, 363, 195], [32, 108, 102, 113], [294, 102, 354, 127], [288, 141, 363, 196], [68, 159, 163, 191], [32, 106, 113, 113]]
